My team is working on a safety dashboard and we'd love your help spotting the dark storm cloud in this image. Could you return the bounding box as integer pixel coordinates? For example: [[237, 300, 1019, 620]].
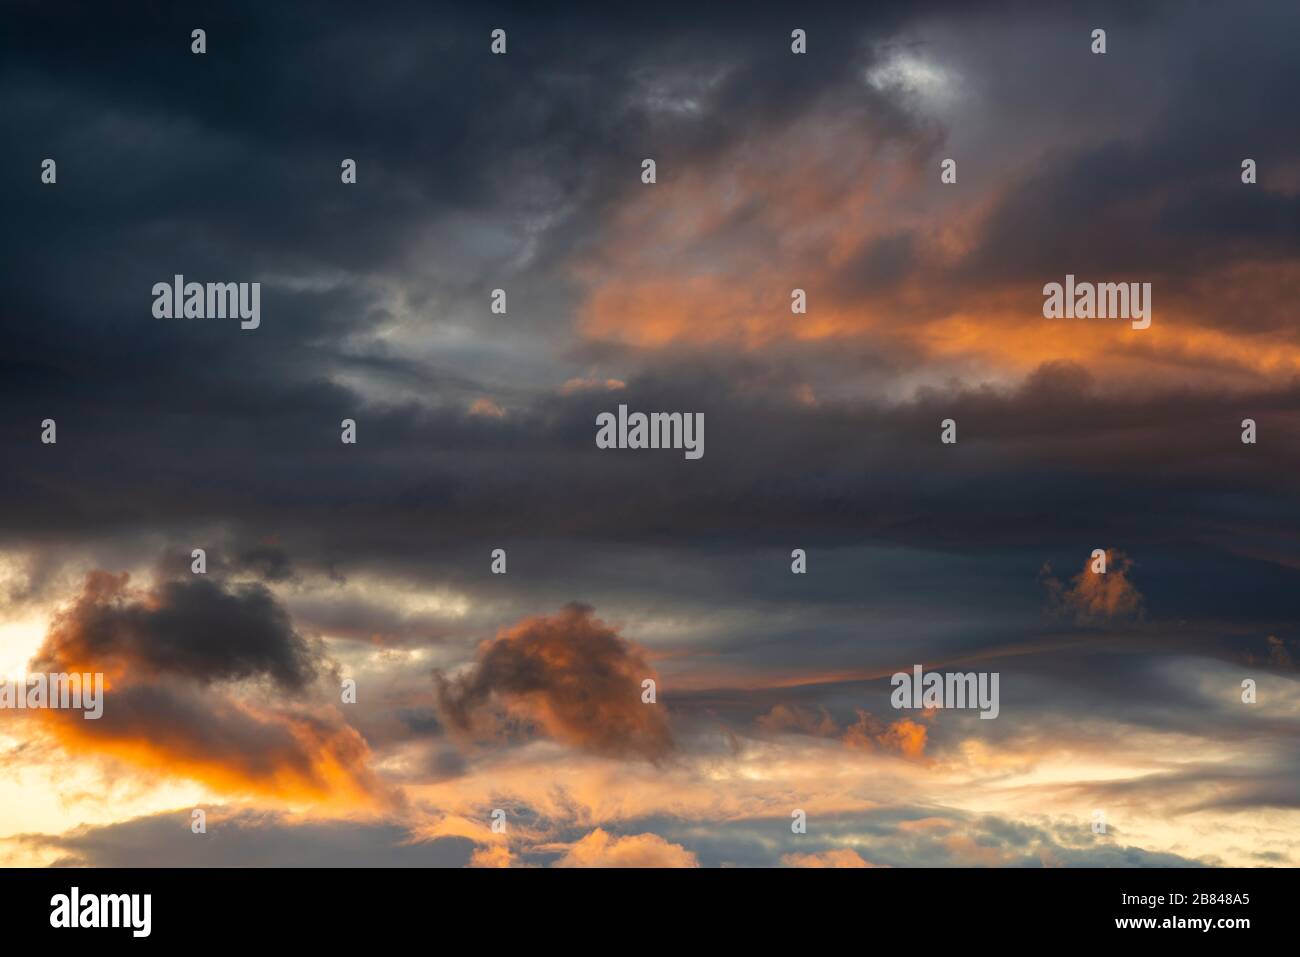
[[3, 0, 1297, 582], [957, 138, 1300, 298], [738, 3, 1300, 332], [0, 0, 922, 559], [919, 6, 1300, 347], [32, 570, 323, 689], [0, 0, 921, 321], [147, 543, 297, 584], [8, 352, 1300, 649]]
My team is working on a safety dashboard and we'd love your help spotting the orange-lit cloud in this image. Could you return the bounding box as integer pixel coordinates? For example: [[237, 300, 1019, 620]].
[[757, 704, 930, 760], [551, 828, 698, 868], [1041, 549, 1145, 624], [34, 694, 384, 808], [574, 116, 1300, 391], [434, 604, 673, 761], [782, 848, 879, 868], [843, 709, 930, 760], [469, 844, 514, 868], [469, 397, 506, 418], [559, 376, 626, 395], [876, 718, 929, 760], [26, 569, 384, 808], [940, 833, 1019, 867]]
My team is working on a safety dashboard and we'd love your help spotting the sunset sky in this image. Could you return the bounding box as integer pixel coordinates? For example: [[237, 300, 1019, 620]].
[[2, 0, 1298, 868]]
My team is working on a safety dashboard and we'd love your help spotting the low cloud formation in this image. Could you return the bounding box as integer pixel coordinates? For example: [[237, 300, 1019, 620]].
[[782, 849, 877, 868], [434, 604, 673, 761], [468, 844, 514, 869], [38, 683, 382, 806], [1041, 550, 1145, 624], [8, 809, 470, 867], [860, 715, 929, 761], [759, 704, 930, 760], [552, 828, 698, 868]]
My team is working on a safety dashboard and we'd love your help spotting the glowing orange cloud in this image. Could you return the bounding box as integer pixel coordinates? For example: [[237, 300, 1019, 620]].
[[1042, 549, 1145, 624], [574, 115, 1300, 389], [25, 569, 385, 809], [782, 849, 879, 868], [842, 709, 930, 760], [33, 692, 386, 809], [550, 828, 698, 868], [758, 704, 930, 760]]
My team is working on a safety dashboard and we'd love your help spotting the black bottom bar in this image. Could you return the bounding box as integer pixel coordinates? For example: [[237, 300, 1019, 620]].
[[0, 866, 1281, 944]]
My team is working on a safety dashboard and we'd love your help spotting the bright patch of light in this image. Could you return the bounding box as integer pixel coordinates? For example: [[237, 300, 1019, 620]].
[[866, 52, 958, 108]]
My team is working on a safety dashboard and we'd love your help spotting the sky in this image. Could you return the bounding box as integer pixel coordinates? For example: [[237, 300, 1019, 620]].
[[1, 0, 1298, 868]]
